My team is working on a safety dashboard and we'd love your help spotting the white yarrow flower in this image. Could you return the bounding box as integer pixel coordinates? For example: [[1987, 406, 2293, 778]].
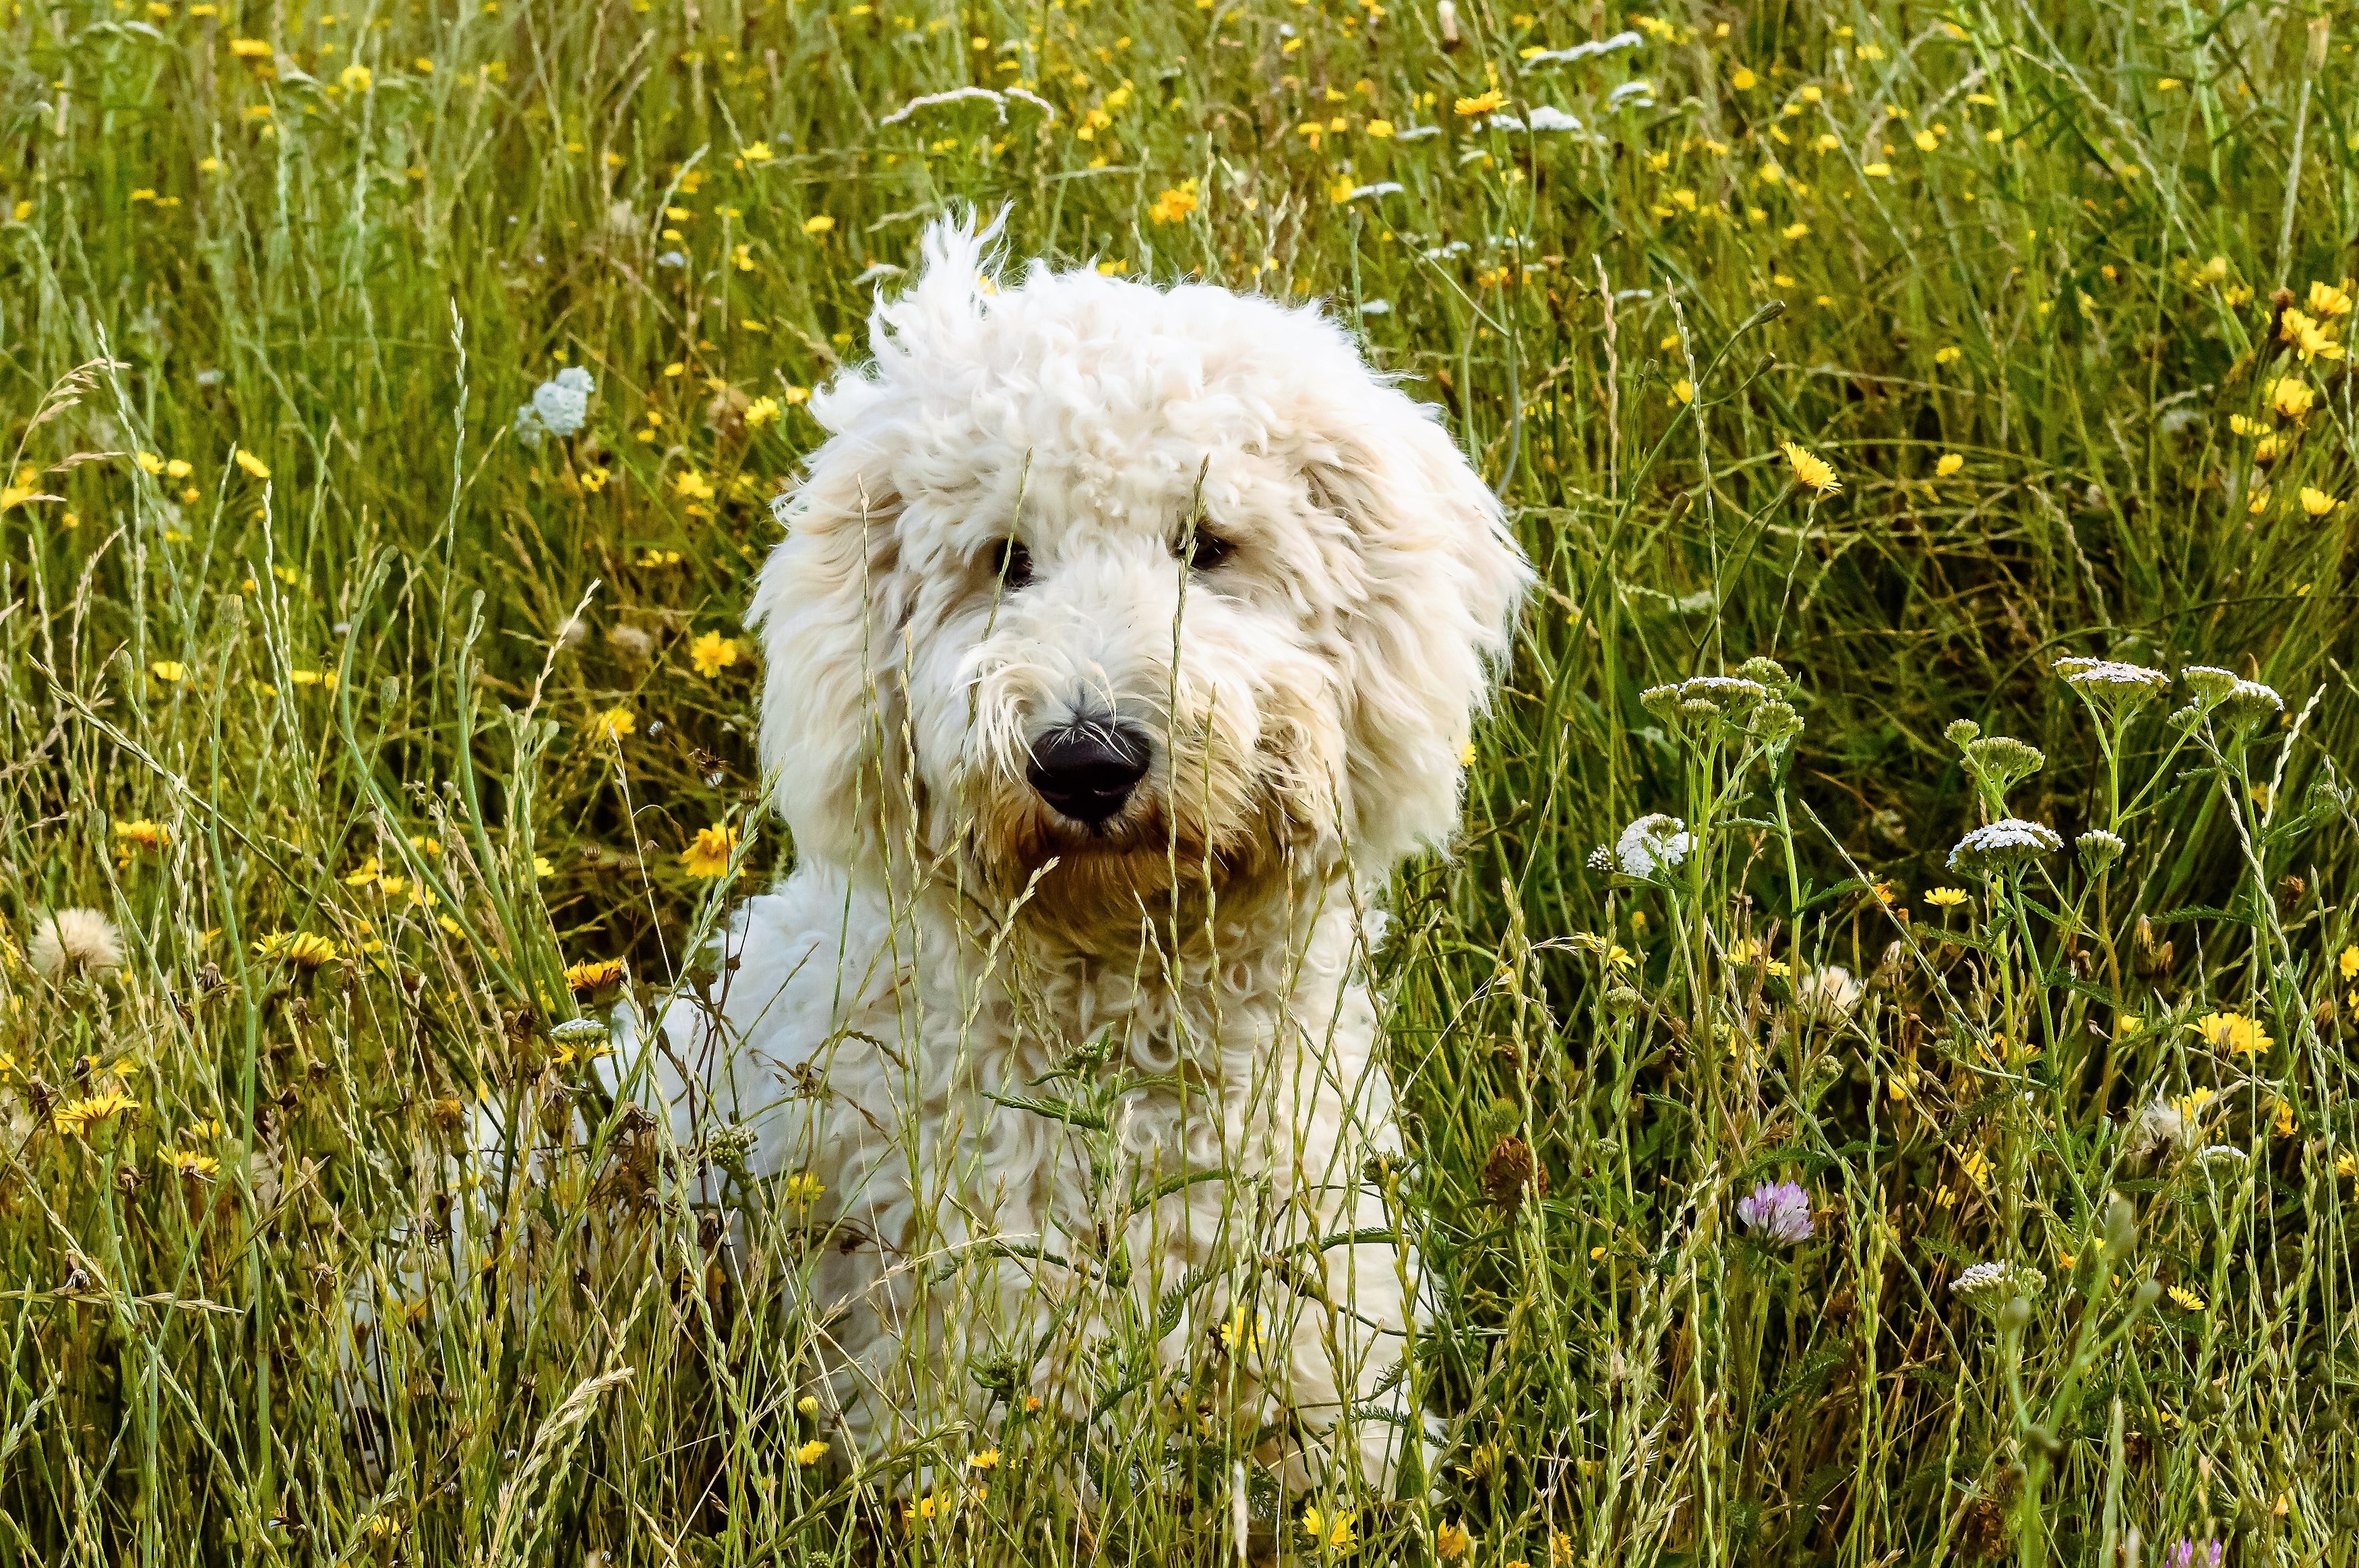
[[1951, 1259, 2044, 1315], [1615, 813, 1692, 878], [514, 367, 594, 448], [1946, 818, 2062, 876]]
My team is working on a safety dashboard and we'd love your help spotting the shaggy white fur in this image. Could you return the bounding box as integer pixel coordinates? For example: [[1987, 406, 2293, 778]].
[[648, 215, 1528, 1490]]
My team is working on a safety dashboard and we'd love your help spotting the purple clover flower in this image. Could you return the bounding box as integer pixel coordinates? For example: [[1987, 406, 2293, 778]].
[[2167, 1540, 2223, 1568], [1736, 1181, 1814, 1245]]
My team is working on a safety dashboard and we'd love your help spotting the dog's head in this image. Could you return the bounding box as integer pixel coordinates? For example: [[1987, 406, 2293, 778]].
[[752, 218, 1528, 923]]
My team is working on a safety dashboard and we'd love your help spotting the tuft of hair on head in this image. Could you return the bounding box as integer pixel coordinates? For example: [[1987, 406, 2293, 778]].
[[30, 908, 126, 980]]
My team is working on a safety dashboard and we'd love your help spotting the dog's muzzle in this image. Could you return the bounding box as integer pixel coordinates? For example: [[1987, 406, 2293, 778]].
[[1027, 721, 1151, 827]]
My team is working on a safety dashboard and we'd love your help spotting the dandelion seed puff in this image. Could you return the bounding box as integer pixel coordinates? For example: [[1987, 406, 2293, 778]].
[[1796, 964, 1860, 1016], [1614, 813, 1692, 878], [30, 908, 125, 978]]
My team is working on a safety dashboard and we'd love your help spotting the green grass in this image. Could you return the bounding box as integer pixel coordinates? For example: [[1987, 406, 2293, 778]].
[[6, 0, 2359, 1561]]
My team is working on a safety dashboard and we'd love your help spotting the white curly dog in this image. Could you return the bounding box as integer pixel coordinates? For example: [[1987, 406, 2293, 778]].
[[654, 216, 1527, 1491]]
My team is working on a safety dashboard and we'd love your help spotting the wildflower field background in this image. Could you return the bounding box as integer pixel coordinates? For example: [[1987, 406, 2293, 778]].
[[7, 0, 2359, 1561]]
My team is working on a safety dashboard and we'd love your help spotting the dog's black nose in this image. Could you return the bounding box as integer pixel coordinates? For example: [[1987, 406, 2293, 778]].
[[1027, 723, 1151, 826]]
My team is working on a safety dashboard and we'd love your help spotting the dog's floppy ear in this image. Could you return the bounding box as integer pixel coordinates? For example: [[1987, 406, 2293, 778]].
[[749, 432, 910, 870], [1308, 392, 1530, 866]]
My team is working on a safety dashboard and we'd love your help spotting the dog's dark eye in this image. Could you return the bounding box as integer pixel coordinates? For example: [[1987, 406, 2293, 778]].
[[1178, 528, 1235, 573], [989, 538, 1033, 589]]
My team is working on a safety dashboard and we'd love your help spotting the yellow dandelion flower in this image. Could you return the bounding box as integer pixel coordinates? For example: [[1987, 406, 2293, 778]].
[[252, 931, 338, 969], [55, 1087, 139, 1138], [1779, 440, 1841, 495], [1366, 118, 1395, 137], [1731, 67, 1756, 90], [2271, 377, 2315, 420], [2194, 1010, 2273, 1057], [1301, 1506, 1357, 1551], [228, 36, 273, 55], [113, 819, 171, 852], [233, 448, 270, 479], [2308, 278, 2354, 317], [564, 958, 627, 995], [589, 706, 636, 743], [162, 1148, 221, 1179], [679, 823, 739, 878], [1436, 1520, 1474, 1561], [151, 660, 189, 683], [2300, 487, 2339, 518], [801, 214, 835, 234], [2166, 1284, 2205, 1311], [2338, 944, 2358, 981], [795, 1438, 828, 1465], [782, 1171, 826, 1205], [673, 468, 716, 501], [1454, 88, 1508, 117], [1936, 453, 1965, 477], [743, 394, 781, 428], [340, 63, 372, 91], [741, 141, 773, 162], [967, 1448, 1000, 1470], [1926, 887, 1969, 909], [689, 631, 741, 677]]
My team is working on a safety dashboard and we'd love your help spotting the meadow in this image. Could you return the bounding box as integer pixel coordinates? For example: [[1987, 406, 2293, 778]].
[[5, 0, 2359, 1561]]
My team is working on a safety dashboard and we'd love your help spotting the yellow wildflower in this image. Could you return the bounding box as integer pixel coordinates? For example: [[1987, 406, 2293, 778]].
[[688, 631, 741, 677], [589, 706, 636, 743], [340, 63, 372, 91], [1301, 1506, 1357, 1552], [1436, 1520, 1474, 1561], [967, 1448, 1000, 1470], [2194, 1010, 2273, 1057], [782, 1171, 826, 1205], [1146, 180, 1199, 224], [162, 1148, 221, 1179], [740, 141, 773, 162], [2166, 1284, 2205, 1311], [152, 661, 189, 683], [55, 1087, 139, 1138], [252, 931, 338, 969], [673, 468, 716, 501], [2300, 487, 2339, 518], [233, 447, 270, 479], [1779, 440, 1841, 495], [564, 958, 627, 995], [744, 395, 781, 428], [795, 1438, 828, 1465], [2339, 944, 2358, 981], [1454, 88, 1507, 117], [2270, 377, 2314, 420], [2308, 278, 2354, 317], [113, 819, 171, 852], [228, 36, 272, 55], [679, 823, 739, 878], [1936, 453, 1964, 477], [801, 214, 835, 234]]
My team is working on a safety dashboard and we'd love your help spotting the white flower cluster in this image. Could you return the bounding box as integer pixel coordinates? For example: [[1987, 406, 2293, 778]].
[[514, 367, 595, 448], [1945, 818, 2063, 876], [1614, 813, 1692, 879], [1951, 1259, 2045, 1313], [2058, 658, 2168, 689]]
